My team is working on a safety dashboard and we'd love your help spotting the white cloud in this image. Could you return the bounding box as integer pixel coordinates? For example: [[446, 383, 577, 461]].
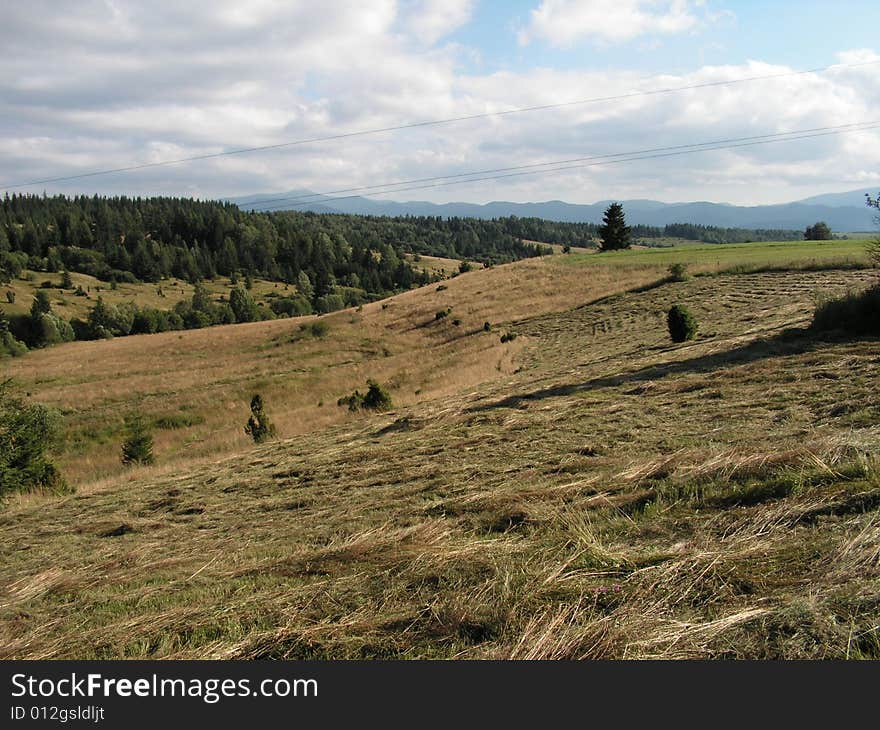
[[518, 0, 703, 47], [401, 0, 475, 44]]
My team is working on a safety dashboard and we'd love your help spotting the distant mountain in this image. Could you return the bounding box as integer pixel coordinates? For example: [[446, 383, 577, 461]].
[[795, 187, 877, 208], [229, 187, 878, 232]]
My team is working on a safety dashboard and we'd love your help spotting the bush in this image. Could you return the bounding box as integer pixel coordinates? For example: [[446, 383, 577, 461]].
[[0, 327, 27, 357], [811, 285, 880, 335], [315, 293, 346, 314], [245, 394, 276, 443], [435, 307, 452, 320], [667, 304, 698, 342], [295, 320, 329, 340], [0, 380, 66, 498], [667, 262, 689, 282], [500, 331, 517, 343], [121, 412, 155, 466], [338, 380, 392, 412], [270, 295, 312, 317]]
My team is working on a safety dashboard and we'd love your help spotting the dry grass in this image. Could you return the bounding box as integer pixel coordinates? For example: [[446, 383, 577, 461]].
[[6, 255, 662, 485], [2, 258, 879, 660]]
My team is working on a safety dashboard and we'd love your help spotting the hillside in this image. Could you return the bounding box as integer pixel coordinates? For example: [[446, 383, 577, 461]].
[[1, 241, 878, 660]]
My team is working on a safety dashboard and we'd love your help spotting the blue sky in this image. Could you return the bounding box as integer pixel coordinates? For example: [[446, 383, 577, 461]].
[[1, 1, 878, 206], [449, 1, 878, 73]]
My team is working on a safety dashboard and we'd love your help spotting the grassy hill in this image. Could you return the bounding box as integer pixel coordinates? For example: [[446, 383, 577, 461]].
[[1, 239, 878, 659]]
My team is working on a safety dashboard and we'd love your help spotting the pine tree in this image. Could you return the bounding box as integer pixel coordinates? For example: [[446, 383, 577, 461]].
[[244, 394, 276, 443], [121, 412, 155, 466], [598, 202, 631, 251], [0, 379, 65, 496]]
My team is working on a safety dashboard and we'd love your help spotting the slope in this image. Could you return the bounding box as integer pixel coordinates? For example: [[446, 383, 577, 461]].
[[1, 262, 878, 660]]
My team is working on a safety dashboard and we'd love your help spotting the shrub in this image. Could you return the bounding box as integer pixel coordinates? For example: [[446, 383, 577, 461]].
[[483, 321, 491, 332], [811, 285, 880, 335], [667, 304, 698, 342], [667, 262, 689, 282], [0, 326, 27, 357], [459, 261, 472, 273], [244, 394, 276, 443], [362, 380, 392, 411], [435, 307, 452, 320], [153, 413, 205, 430], [338, 380, 392, 412], [315, 293, 346, 314], [5, 290, 14, 304], [295, 320, 329, 340], [0, 380, 66, 498], [121, 412, 155, 466], [270, 295, 312, 317], [500, 331, 517, 343], [131, 308, 160, 335]]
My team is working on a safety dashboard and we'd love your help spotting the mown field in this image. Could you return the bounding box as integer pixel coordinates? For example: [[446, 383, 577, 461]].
[[1, 238, 878, 659]]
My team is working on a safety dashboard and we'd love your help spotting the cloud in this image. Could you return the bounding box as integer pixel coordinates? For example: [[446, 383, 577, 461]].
[[518, 0, 703, 47], [401, 0, 475, 44], [0, 2, 877, 206]]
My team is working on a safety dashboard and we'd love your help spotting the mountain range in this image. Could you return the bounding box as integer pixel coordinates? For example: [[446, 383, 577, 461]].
[[230, 187, 879, 232]]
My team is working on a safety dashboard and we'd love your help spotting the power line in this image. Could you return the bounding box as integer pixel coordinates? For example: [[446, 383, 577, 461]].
[[4, 58, 877, 192], [241, 121, 880, 212]]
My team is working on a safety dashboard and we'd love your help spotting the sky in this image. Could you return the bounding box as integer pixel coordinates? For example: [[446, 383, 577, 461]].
[[1, 0, 879, 206]]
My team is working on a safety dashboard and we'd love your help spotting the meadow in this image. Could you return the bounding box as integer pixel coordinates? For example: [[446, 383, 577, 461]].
[[1, 237, 878, 659]]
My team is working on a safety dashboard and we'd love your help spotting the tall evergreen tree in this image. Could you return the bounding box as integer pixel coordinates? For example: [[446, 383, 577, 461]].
[[598, 202, 631, 251]]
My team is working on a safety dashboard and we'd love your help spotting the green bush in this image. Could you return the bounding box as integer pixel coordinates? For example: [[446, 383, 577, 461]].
[[270, 295, 312, 317], [667, 304, 698, 342], [295, 320, 329, 340], [667, 262, 689, 282], [500, 331, 517, 343], [338, 380, 392, 412], [315, 293, 346, 314], [0, 380, 67, 498], [811, 285, 880, 335]]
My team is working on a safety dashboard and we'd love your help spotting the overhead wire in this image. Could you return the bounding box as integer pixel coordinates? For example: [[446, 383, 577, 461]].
[[240, 121, 880, 212], [3, 58, 877, 192]]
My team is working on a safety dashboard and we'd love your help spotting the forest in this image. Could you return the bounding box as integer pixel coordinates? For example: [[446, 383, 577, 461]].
[[0, 194, 804, 356]]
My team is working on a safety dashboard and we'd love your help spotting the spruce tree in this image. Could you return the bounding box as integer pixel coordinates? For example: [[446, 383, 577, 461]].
[[245, 394, 276, 443], [0, 379, 65, 496], [121, 412, 155, 466], [598, 202, 631, 251]]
